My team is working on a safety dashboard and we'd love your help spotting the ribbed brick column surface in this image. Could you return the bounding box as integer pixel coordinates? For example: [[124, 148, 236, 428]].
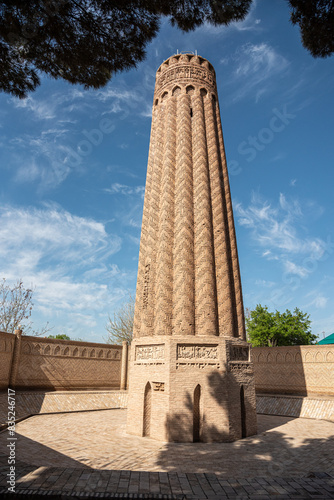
[[127, 53, 257, 443], [133, 53, 245, 340]]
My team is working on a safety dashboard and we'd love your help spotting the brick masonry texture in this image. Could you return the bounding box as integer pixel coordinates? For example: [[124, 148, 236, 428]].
[[127, 54, 257, 442], [0, 331, 15, 389], [257, 394, 334, 421], [0, 390, 128, 429], [252, 345, 334, 396], [0, 410, 334, 499], [0, 331, 123, 391]]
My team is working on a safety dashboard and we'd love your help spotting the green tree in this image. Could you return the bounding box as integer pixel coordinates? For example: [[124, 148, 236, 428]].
[[246, 304, 317, 347], [105, 295, 134, 344], [48, 333, 71, 340], [0, 277, 52, 336], [1, 0, 333, 98], [289, 0, 334, 58]]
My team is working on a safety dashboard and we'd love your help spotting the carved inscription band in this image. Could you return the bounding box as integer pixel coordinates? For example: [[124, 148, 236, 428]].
[[156, 66, 216, 93], [135, 344, 165, 361], [177, 344, 218, 360]]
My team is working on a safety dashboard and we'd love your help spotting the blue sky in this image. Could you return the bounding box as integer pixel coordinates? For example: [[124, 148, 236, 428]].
[[0, 0, 333, 342]]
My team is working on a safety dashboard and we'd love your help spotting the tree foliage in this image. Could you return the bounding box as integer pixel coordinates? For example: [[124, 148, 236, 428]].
[[0, 277, 52, 336], [48, 333, 71, 340], [0, 0, 251, 98], [246, 304, 317, 347], [2, 1, 332, 98], [105, 295, 134, 344], [289, 0, 334, 58]]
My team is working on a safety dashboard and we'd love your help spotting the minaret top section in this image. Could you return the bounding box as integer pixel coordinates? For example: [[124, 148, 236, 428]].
[[154, 53, 217, 98]]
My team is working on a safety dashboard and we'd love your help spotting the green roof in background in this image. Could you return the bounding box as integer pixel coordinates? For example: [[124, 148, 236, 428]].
[[318, 333, 334, 345]]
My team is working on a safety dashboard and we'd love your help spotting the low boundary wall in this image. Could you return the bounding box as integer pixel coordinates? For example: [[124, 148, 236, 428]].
[[252, 345, 334, 396], [0, 330, 128, 391], [256, 394, 334, 422], [0, 390, 128, 429], [0, 331, 15, 390]]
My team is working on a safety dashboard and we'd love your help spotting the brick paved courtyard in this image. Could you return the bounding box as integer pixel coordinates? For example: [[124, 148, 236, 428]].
[[0, 409, 333, 498]]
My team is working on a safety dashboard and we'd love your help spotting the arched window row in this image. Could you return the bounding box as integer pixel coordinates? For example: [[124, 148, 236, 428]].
[[154, 87, 216, 106]]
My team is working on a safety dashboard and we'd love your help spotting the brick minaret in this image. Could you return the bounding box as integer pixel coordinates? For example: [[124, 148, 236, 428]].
[[127, 53, 257, 442]]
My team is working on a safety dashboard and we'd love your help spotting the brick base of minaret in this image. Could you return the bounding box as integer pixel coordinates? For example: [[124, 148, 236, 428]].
[[127, 336, 257, 442]]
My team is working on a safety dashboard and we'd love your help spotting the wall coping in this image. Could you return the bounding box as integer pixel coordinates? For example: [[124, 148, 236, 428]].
[[252, 345, 331, 350], [5, 332, 121, 349]]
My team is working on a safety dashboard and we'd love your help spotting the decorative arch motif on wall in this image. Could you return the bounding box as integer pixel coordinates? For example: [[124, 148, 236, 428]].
[[186, 85, 195, 95], [22, 342, 31, 355]]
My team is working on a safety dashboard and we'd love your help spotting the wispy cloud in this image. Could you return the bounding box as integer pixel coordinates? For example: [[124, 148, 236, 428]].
[[304, 289, 329, 310], [0, 204, 125, 328], [223, 43, 290, 103], [255, 279, 275, 288], [235, 192, 327, 272], [104, 183, 145, 197], [11, 96, 57, 120]]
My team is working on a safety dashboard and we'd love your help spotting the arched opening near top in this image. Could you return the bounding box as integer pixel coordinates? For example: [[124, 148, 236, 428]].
[[193, 384, 201, 442], [172, 86, 181, 96], [186, 85, 195, 95], [240, 385, 247, 438], [143, 382, 152, 437]]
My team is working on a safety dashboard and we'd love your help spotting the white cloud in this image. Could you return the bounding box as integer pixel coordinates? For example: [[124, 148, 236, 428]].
[[224, 43, 289, 103], [313, 296, 328, 309], [12, 96, 57, 120], [105, 183, 145, 197], [14, 160, 41, 183], [0, 204, 123, 324], [255, 279, 275, 288], [236, 192, 327, 271], [283, 260, 308, 278], [304, 289, 329, 310]]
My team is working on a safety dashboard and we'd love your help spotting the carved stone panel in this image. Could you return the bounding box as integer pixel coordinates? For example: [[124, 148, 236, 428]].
[[152, 382, 165, 391], [156, 65, 216, 93], [135, 344, 165, 363], [176, 344, 219, 369], [177, 344, 218, 360]]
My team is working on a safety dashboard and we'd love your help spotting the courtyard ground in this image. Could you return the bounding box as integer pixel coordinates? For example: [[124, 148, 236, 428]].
[[0, 409, 333, 499]]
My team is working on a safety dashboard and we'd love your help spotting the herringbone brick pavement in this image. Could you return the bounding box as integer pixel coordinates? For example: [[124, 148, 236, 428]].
[[0, 410, 333, 498]]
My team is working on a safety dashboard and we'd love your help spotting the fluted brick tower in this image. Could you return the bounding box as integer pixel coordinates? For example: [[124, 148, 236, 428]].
[[126, 53, 257, 442]]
